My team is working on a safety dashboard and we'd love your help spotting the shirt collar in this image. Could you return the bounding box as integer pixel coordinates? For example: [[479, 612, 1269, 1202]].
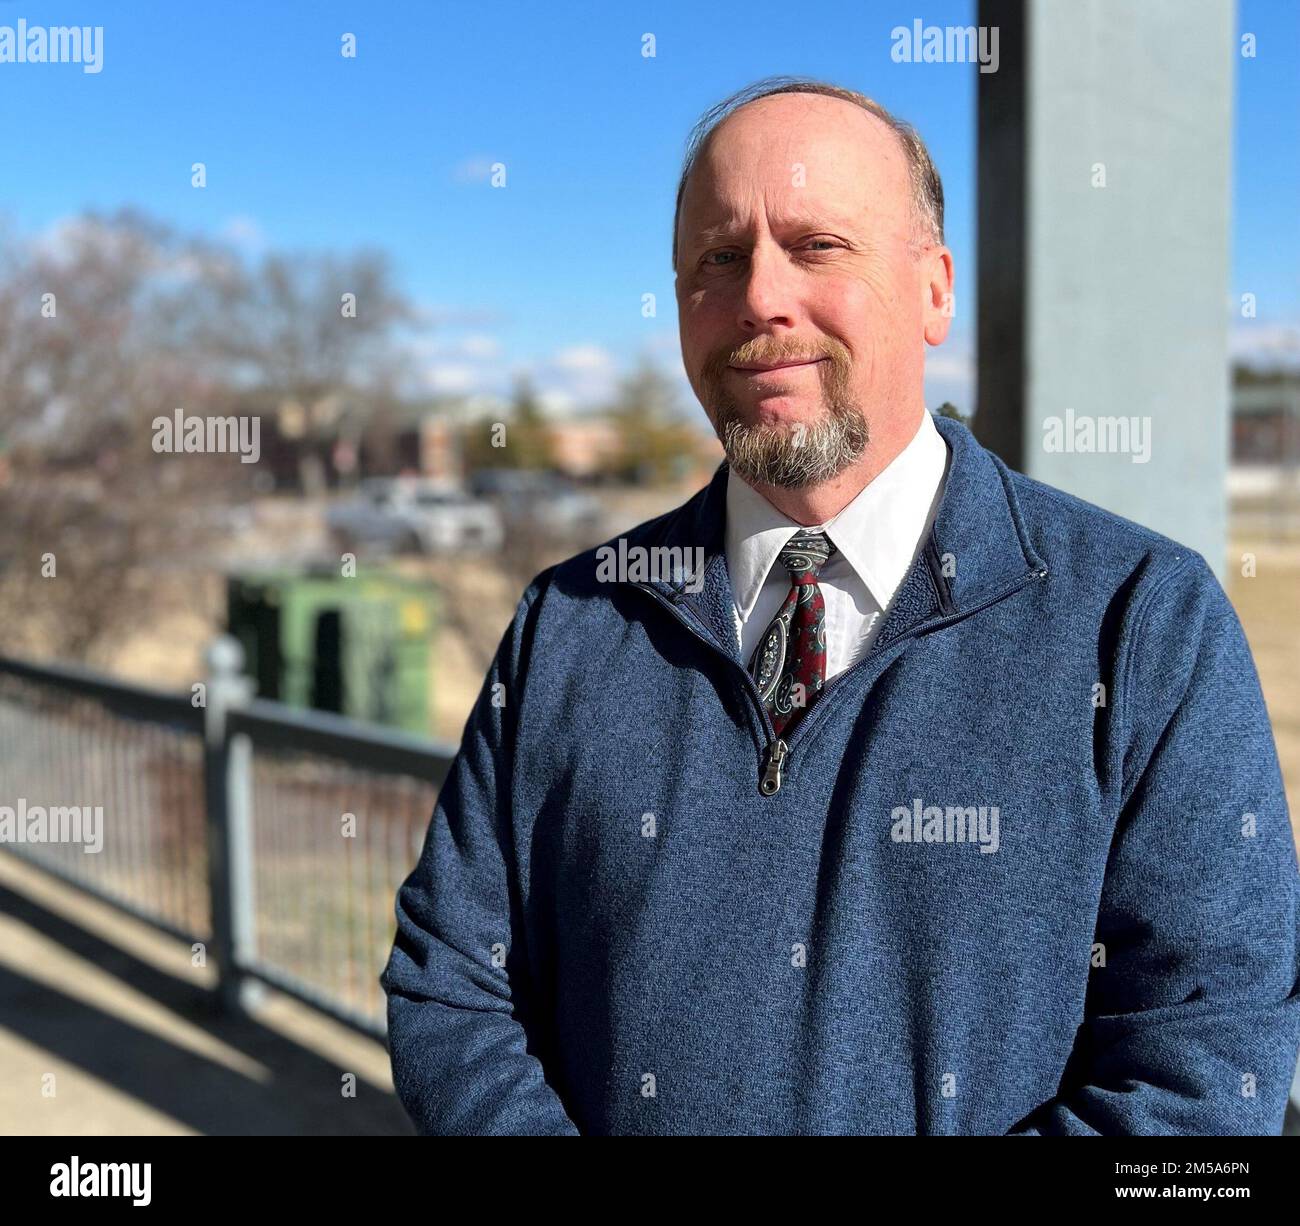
[[724, 408, 951, 619]]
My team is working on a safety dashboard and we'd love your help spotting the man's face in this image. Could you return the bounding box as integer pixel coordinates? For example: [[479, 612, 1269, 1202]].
[[674, 93, 949, 489]]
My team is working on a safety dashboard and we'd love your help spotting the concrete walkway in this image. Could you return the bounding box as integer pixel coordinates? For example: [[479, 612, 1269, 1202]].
[[0, 852, 412, 1135]]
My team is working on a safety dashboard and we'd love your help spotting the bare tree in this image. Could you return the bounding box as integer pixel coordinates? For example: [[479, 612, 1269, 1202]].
[[0, 209, 419, 666], [198, 246, 419, 492]]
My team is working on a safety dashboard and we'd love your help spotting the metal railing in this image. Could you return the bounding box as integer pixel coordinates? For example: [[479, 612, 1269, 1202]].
[[0, 637, 453, 1038]]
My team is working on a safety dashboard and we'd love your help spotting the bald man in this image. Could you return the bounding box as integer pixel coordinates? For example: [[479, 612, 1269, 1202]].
[[382, 78, 1300, 1136]]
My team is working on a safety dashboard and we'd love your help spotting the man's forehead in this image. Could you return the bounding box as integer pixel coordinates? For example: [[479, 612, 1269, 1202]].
[[679, 103, 908, 244]]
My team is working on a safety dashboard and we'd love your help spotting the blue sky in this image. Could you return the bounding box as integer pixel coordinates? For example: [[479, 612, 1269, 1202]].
[[1, 0, 1295, 425]]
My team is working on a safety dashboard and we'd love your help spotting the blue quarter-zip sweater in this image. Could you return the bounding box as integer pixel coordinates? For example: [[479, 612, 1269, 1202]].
[[381, 412, 1300, 1136]]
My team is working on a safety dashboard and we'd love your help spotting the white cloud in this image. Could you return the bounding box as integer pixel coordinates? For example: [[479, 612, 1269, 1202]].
[[425, 364, 478, 394], [451, 156, 498, 184], [643, 328, 683, 356], [218, 215, 267, 255], [407, 328, 689, 418], [412, 332, 502, 361], [458, 333, 501, 359], [1231, 321, 1300, 370], [536, 388, 578, 418], [551, 344, 617, 373], [417, 304, 505, 328], [411, 332, 508, 397]]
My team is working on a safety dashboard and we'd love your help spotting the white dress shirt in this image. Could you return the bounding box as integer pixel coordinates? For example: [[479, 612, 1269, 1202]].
[[725, 409, 951, 681]]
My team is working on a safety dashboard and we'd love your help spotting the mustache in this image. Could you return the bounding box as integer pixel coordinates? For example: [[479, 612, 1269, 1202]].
[[702, 337, 850, 378]]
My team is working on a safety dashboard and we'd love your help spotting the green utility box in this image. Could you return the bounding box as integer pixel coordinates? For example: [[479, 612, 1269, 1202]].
[[226, 564, 438, 736]]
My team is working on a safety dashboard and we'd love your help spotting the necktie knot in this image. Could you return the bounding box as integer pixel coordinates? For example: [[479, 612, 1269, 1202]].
[[779, 529, 836, 581]]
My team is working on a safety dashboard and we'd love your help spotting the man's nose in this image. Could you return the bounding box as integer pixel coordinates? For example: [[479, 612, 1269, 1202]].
[[736, 242, 800, 332]]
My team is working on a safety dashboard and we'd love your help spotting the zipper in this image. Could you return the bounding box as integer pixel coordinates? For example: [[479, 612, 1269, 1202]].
[[631, 579, 794, 796], [632, 564, 1047, 796], [759, 739, 788, 796]]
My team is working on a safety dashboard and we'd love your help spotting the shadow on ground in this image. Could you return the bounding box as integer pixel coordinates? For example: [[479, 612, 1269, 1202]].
[[0, 874, 413, 1136]]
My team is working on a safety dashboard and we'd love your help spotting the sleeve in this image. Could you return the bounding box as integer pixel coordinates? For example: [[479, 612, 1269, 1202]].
[[1007, 552, 1300, 1136], [379, 573, 581, 1135]]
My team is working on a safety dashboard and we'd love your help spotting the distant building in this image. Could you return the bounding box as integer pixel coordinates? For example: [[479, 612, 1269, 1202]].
[[418, 402, 724, 489], [544, 419, 622, 477], [1232, 371, 1300, 467], [420, 416, 461, 482]]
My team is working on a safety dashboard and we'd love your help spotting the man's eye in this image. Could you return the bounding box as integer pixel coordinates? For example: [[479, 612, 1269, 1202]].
[[702, 241, 840, 268]]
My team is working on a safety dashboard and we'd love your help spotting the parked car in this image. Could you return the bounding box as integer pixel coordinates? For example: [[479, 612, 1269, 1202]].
[[468, 469, 605, 542], [326, 478, 504, 555]]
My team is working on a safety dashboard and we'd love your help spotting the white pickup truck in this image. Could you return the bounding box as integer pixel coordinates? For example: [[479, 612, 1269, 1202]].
[[326, 477, 504, 555]]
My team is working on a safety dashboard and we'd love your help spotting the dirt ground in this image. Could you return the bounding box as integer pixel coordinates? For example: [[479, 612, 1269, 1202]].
[[1225, 537, 1300, 846]]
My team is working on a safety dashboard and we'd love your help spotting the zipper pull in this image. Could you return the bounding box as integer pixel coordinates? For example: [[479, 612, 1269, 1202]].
[[759, 739, 788, 796]]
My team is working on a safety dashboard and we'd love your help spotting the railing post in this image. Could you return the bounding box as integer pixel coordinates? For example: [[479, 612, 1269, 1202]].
[[203, 634, 259, 1016]]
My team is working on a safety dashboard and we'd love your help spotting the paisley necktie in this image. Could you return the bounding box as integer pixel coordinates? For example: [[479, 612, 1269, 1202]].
[[746, 528, 837, 739]]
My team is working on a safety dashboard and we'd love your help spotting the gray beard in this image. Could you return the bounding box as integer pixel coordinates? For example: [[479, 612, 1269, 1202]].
[[713, 400, 870, 489]]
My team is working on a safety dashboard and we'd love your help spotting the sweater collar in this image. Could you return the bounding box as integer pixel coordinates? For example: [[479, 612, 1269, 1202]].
[[631, 413, 1047, 658]]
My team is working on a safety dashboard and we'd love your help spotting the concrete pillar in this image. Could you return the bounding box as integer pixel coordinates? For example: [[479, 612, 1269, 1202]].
[[977, 0, 1236, 579]]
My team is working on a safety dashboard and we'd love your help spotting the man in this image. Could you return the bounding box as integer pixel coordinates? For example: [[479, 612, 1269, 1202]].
[[381, 77, 1300, 1135]]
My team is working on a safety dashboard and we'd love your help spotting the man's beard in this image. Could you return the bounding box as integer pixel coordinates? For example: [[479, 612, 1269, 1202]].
[[699, 340, 869, 489]]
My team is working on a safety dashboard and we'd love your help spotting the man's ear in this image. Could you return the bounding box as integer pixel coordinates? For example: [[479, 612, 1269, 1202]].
[[922, 246, 955, 346]]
